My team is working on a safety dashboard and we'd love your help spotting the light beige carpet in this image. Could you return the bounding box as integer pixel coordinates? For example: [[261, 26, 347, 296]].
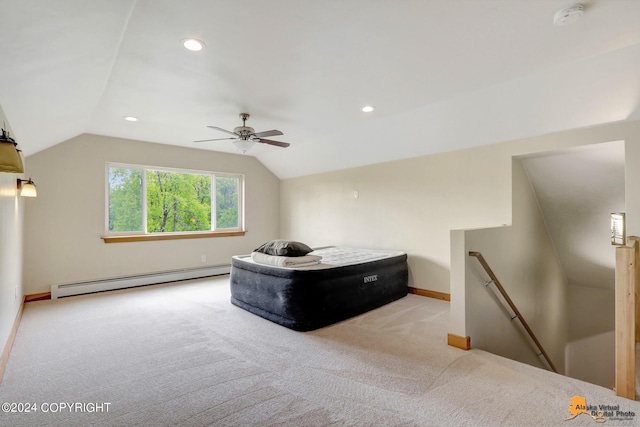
[[1, 276, 638, 426]]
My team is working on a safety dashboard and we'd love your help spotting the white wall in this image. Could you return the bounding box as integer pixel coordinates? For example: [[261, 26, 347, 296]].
[[450, 120, 640, 342], [566, 331, 615, 389], [280, 144, 514, 292], [23, 134, 281, 295], [626, 139, 640, 236], [282, 120, 640, 295], [0, 105, 24, 365], [516, 143, 623, 388], [455, 159, 569, 373], [565, 286, 615, 388], [448, 120, 640, 382]]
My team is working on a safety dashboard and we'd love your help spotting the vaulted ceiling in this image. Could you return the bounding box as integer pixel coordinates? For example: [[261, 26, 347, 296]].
[[1, 0, 639, 179]]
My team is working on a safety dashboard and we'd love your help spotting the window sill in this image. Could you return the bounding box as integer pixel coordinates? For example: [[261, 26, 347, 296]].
[[101, 231, 246, 243]]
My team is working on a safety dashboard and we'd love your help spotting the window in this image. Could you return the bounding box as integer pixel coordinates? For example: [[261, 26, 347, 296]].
[[106, 164, 243, 240]]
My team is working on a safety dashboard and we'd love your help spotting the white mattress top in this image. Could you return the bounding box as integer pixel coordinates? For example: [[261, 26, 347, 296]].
[[234, 246, 406, 270]]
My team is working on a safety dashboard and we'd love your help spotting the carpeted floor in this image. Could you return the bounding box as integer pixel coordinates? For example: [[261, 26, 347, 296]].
[[1, 275, 638, 426]]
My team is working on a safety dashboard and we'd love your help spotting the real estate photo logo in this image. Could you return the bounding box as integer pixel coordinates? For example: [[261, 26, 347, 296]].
[[565, 396, 636, 423]]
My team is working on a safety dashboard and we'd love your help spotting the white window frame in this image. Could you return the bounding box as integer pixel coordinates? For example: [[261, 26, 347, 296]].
[[105, 162, 245, 237]]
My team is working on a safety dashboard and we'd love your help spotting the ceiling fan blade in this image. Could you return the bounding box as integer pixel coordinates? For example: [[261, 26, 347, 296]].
[[253, 129, 283, 138], [194, 137, 238, 143], [257, 138, 290, 148], [207, 126, 238, 136]]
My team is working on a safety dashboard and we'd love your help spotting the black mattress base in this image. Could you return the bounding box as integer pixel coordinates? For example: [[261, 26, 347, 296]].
[[230, 249, 408, 331], [231, 296, 308, 330]]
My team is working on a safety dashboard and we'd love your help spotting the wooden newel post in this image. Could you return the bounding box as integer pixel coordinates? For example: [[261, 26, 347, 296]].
[[615, 237, 638, 399]]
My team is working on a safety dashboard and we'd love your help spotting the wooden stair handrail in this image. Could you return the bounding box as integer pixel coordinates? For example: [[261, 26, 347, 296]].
[[469, 251, 558, 373]]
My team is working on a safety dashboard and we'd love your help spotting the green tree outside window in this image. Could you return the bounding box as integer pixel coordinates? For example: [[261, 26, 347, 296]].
[[107, 165, 242, 234]]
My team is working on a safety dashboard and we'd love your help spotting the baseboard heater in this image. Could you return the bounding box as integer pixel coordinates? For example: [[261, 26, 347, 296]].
[[51, 264, 231, 299]]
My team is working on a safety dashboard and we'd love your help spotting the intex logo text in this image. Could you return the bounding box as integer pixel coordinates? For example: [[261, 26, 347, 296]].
[[363, 275, 378, 283]]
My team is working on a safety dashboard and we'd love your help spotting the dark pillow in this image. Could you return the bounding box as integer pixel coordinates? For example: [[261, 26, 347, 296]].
[[254, 240, 313, 257]]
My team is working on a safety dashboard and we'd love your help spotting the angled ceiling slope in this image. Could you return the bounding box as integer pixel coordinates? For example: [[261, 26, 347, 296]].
[[521, 141, 625, 292], [0, 0, 639, 179]]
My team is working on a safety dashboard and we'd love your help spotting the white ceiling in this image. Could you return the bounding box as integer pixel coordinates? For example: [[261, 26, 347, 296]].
[[1, 0, 639, 179]]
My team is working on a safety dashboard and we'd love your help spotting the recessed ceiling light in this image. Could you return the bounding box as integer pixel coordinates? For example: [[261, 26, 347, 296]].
[[182, 38, 205, 51], [123, 116, 138, 122], [362, 105, 375, 113], [553, 4, 584, 26]]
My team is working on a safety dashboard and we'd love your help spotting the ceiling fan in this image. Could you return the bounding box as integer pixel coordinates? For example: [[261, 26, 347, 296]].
[[195, 113, 290, 153]]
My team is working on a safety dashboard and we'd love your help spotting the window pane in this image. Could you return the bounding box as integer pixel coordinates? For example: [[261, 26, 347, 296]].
[[216, 176, 239, 229], [108, 168, 143, 232], [146, 170, 212, 233]]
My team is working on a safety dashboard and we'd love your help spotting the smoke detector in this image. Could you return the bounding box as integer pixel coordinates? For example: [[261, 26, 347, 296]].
[[553, 4, 584, 26]]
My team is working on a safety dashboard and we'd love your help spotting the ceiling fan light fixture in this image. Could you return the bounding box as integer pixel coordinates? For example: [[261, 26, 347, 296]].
[[362, 105, 375, 113], [182, 38, 205, 51], [233, 139, 255, 154]]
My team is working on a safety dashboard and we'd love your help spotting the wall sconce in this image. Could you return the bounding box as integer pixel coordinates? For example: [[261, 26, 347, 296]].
[[611, 213, 625, 246], [0, 127, 24, 173], [17, 178, 37, 197]]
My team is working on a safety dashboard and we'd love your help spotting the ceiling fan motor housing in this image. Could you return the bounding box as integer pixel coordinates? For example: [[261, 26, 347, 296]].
[[234, 113, 254, 138], [233, 126, 255, 138]]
